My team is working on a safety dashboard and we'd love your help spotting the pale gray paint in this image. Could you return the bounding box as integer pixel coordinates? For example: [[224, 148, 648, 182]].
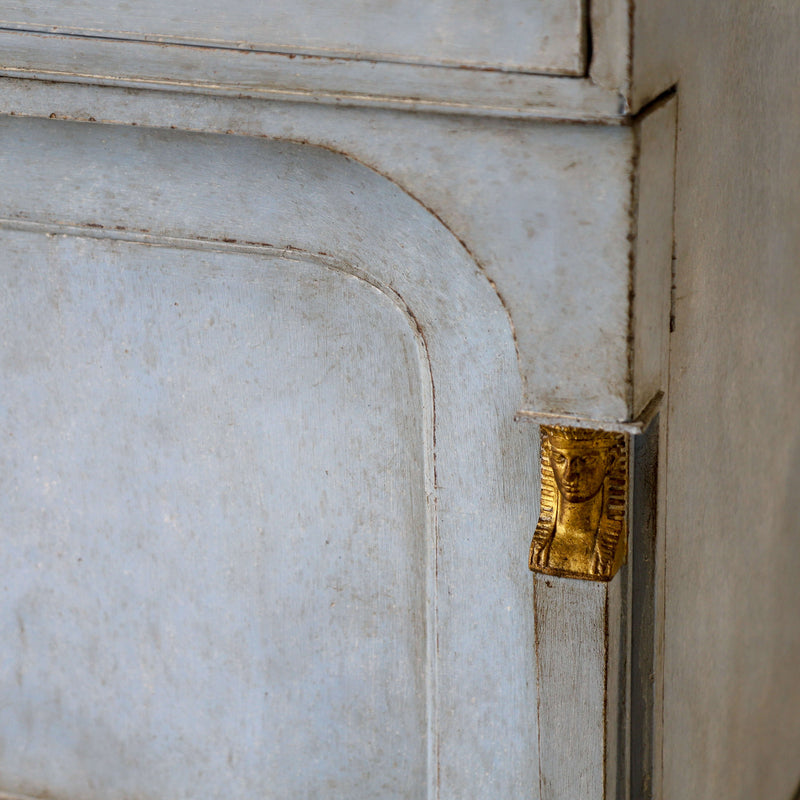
[[0, 0, 585, 75], [0, 4, 792, 797], [533, 576, 612, 800], [0, 32, 623, 123], [0, 4, 697, 796], [2, 233, 430, 798], [0, 118, 540, 798], [652, 4, 800, 798], [631, 97, 676, 417], [0, 101, 641, 421], [0, 79, 679, 798]]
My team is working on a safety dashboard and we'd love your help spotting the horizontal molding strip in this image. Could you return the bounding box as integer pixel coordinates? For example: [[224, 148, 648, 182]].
[[0, 21, 586, 76], [0, 30, 627, 122], [516, 392, 663, 434]]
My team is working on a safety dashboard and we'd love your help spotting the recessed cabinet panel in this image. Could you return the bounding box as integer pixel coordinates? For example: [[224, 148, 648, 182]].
[[0, 116, 538, 799], [0, 0, 586, 74], [0, 232, 429, 798]]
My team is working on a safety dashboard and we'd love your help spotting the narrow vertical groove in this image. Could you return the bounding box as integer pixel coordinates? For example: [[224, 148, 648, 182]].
[[626, 126, 642, 417], [659, 99, 680, 795], [630, 416, 660, 799], [582, 0, 594, 78], [419, 357, 438, 800]]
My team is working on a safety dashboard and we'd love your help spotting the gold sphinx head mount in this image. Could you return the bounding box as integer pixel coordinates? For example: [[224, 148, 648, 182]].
[[529, 425, 628, 581]]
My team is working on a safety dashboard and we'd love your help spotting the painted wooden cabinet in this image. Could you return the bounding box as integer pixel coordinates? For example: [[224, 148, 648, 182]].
[[1, 3, 799, 800]]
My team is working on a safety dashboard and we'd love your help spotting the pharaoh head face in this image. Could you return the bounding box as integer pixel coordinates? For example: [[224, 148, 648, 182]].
[[545, 434, 616, 504]]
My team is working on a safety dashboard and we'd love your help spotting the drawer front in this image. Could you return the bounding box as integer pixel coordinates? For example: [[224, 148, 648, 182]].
[[0, 0, 586, 74]]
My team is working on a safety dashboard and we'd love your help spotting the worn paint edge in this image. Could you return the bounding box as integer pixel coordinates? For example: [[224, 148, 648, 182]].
[[625, 119, 642, 418], [0, 68, 626, 124], [516, 391, 662, 434], [629, 413, 660, 799], [0, 30, 628, 123], [0, 106, 525, 410], [0, 23, 587, 77]]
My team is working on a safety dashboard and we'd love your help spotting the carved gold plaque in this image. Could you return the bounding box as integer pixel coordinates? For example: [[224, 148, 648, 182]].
[[529, 425, 628, 581]]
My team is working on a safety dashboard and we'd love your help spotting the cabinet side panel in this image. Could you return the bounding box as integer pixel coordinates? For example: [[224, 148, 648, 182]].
[[665, 4, 800, 797]]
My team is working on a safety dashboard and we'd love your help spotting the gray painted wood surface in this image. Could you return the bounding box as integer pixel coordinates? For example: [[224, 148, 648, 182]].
[[0, 117, 539, 799], [0, 66, 679, 798], [0, 0, 585, 75], [3, 233, 430, 797], [655, 4, 800, 798], [0, 2, 795, 797], [0, 6, 685, 797], [631, 97, 676, 419], [0, 32, 622, 123], [0, 0, 644, 118], [0, 95, 643, 421]]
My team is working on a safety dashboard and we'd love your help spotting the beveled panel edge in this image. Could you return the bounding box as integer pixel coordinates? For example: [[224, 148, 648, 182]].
[[515, 391, 663, 435], [0, 30, 627, 122], [0, 16, 586, 77]]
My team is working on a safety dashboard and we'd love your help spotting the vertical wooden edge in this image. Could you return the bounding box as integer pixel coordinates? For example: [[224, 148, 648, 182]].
[[588, 0, 631, 98], [533, 571, 622, 799], [629, 413, 661, 799], [628, 0, 681, 114], [532, 572, 545, 800], [628, 92, 676, 796], [606, 558, 629, 800], [531, 427, 635, 800], [631, 94, 677, 419], [652, 411, 669, 798]]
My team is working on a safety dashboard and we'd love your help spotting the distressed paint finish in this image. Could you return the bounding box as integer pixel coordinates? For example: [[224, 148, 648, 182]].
[[533, 573, 627, 800], [652, 5, 800, 799], [0, 0, 586, 75], [0, 118, 538, 799], [0, 72, 679, 800], [0, 0, 704, 120], [0, 3, 793, 798], [631, 96, 677, 418], [0, 102, 640, 421], [0, 32, 621, 123], [2, 233, 431, 797], [0, 6, 688, 798]]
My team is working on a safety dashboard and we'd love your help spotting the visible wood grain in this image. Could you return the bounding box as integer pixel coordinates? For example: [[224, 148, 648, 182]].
[[0, 107, 637, 420], [0, 117, 536, 799], [533, 574, 623, 800], [631, 96, 677, 418], [660, 4, 800, 798], [0, 0, 585, 74], [0, 31, 623, 122], [1, 232, 431, 798]]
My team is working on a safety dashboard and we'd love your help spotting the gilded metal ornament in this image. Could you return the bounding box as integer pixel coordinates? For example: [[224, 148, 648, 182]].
[[529, 425, 628, 581]]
